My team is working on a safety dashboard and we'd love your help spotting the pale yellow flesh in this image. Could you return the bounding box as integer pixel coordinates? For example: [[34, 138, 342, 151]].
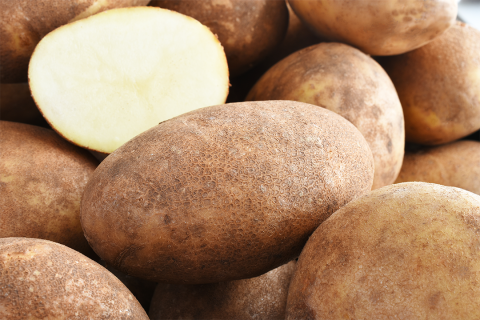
[[29, 7, 229, 153]]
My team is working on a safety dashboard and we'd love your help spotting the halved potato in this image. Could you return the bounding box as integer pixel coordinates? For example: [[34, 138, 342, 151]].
[[29, 7, 229, 154], [0, 0, 150, 83]]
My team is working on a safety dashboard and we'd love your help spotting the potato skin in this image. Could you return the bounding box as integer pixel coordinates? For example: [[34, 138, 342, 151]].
[[247, 43, 405, 190], [149, 0, 288, 77], [81, 100, 374, 284], [288, 0, 457, 56], [286, 182, 480, 319], [0, 121, 98, 257], [395, 140, 480, 195], [381, 22, 480, 145], [149, 260, 296, 320], [0, 0, 150, 83], [0, 238, 148, 319]]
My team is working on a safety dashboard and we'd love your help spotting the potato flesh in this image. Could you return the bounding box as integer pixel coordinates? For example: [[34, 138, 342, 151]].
[[29, 7, 229, 153]]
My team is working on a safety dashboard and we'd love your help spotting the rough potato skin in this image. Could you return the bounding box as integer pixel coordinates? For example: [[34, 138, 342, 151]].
[[149, 0, 288, 77], [288, 0, 457, 56], [395, 140, 480, 195], [286, 182, 480, 319], [247, 43, 405, 190], [0, 0, 150, 83], [149, 260, 296, 319], [81, 100, 374, 284], [381, 22, 480, 145], [0, 238, 148, 319], [0, 121, 98, 257]]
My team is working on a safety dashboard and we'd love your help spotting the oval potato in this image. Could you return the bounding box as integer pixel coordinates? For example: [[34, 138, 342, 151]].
[[81, 100, 374, 284]]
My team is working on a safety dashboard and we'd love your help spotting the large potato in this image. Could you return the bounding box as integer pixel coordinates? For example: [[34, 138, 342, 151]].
[[0, 121, 98, 257], [286, 182, 480, 319], [247, 43, 405, 189], [0, 0, 150, 83], [288, 0, 457, 56], [81, 100, 374, 284], [149, 261, 296, 320], [0, 238, 148, 319], [150, 0, 288, 77], [381, 21, 480, 145], [395, 140, 480, 195]]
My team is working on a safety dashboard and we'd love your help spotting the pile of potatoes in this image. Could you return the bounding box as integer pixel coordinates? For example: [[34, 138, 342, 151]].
[[1, 0, 480, 318]]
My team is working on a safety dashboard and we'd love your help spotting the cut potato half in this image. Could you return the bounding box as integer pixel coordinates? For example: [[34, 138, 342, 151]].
[[29, 7, 229, 154]]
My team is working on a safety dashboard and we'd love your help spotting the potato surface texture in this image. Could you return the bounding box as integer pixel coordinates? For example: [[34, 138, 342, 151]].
[[286, 182, 480, 319], [28, 7, 229, 154], [381, 22, 480, 145], [288, 0, 457, 56], [247, 43, 405, 190], [149, 260, 296, 320], [0, 0, 150, 83], [81, 101, 374, 284], [0, 121, 97, 257], [150, 0, 288, 77], [0, 238, 148, 319], [396, 140, 480, 195]]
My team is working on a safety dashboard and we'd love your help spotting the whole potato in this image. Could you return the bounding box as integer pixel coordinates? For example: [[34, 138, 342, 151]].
[[0, 0, 150, 83], [395, 140, 480, 195], [286, 182, 480, 319], [0, 238, 148, 319], [0, 121, 98, 257], [381, 21, 480, 145], [247, 43, 405, 189], [149, 0, 288, 76], [81, 100, 374, 284], [288, 0, 457, 56]]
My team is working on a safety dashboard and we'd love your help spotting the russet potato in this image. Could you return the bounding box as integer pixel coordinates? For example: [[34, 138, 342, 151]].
[[81, 100, 374, 284]]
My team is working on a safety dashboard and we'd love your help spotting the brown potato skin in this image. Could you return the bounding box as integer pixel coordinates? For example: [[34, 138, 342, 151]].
[[81, 100, 374, 284], [286, 182, 480, 319], [381, 22, 480, 145], [0, 83, 48, 127], [0, 121, 98, 257], [395, 140, 480, 195], [0, 238, 148, 319], [288, 0, 457, 56], [149, 260, 296, 320], [0, 0, 150, 83], [149, 0, 288, 77], [247, 43, 405, 190]]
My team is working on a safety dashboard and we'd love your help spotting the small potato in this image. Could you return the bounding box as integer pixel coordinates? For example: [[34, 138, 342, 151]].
[[288, 0, 457, 56], [81, 100, 374, 284], [247, 43, 405, 189], [286, 182, 480, 319], [0, 0, 150, 82], [149, 261, 296, 320], [395, 140, 480, 195], [0, 238, 148, 319], [0, 121, 98, 257], [149, 0, 288, 76], [381, 22, 480, 145]]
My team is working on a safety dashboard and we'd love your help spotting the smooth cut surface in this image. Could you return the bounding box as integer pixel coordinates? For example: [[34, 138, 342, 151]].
[[81, 101, 374, 284], [29, 7, 229, 153]]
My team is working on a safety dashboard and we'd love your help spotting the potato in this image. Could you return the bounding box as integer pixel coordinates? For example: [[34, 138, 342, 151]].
[[0, 121, 98, 257], [247, 43, 405, 190], [286, 182, 480, 319], [28, 7, 229, 154], [381, 22, 480, 145], [81, 100, 374, 284], [395, 140, 480, 195], [149, 260, 296, 320], [288, 0, 457, 56], [0, 83, 48, 127], [0, 0, 150, 83], [0, 238, 148, 319], [149, 0, 288, 77]]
